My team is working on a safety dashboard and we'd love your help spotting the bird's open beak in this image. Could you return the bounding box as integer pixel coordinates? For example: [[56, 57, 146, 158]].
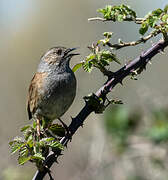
[[65, 47, 80, 57]]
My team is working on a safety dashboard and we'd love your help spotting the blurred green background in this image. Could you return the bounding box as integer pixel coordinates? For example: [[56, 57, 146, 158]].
[[1, 0, 168, 179]]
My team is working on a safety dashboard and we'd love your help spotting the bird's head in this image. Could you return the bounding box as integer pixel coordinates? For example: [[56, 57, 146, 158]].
[[43, 47, 79, 66]]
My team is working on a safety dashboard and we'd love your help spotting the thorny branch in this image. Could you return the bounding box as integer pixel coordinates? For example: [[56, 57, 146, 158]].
[[32, 39, 168, 180], [106, 30, 161, 49]]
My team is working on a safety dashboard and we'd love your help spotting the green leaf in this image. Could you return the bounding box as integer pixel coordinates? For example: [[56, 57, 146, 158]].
[[98, 38, 110, 45], [12, 137, 24, 143], [40, 137, 54, 143], [83, 61, 93, 72], [152, 8, 163, 17], [18, 155, 31, 165], [103, 32, 113, 38], [9, 137, 25, 154], [122, 4, 136, 18], [97, 4, 136, 21], [147, 16, 158, 27], [32, 153, 45, 160], [33, 120, 36, 129], [27, 138, 33, 148], [21, 125, 30, 132], [34, 142, 40, 154], [11, 143, 23, 154], [139, 22, 149, 35], [48, 124, 65, 137], [98, 5, 113, 20], [166, 25, 168, 32], [100, 50, 121, 64], [49, 141, 64, 150], [162, 14, 168, 23], [117, 14, 124, 22], [86, 54, 96, 61], [38, 137, 54, 147], [24, 130, 32, 141], [72, 62, 83, 72], [100, 59, 109, 66], [164, 5, 168, 13], [9, 141, 14, 146], [19, 146, 29, 157]]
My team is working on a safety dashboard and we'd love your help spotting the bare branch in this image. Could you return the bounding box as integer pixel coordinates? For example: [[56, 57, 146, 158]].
[[88, 17, 144, 24]]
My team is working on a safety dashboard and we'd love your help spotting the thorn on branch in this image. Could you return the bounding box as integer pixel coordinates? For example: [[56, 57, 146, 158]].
[[118, 79, 123, 85], [45, 166, 54, 180], [55, 158, 59, 164], [104, 97, 112, 107], [158, 49, 165, 54], [148, 61, 152, 65]]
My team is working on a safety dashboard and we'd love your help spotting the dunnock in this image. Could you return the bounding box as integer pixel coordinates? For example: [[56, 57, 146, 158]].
[[27, 47, 79, 136]]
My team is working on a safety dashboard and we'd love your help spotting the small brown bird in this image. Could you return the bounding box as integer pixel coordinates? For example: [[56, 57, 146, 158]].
[[27, 47, 79, 136]]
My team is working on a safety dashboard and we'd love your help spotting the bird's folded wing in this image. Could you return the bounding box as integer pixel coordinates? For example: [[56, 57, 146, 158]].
[[27, 72, 47, 119]]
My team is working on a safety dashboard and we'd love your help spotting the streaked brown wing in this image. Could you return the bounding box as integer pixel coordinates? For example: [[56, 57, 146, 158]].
[[27, 72, 47, 119]]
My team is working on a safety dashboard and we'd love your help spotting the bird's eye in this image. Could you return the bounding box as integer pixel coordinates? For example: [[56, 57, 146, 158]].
[[56, 49, 62, 55]]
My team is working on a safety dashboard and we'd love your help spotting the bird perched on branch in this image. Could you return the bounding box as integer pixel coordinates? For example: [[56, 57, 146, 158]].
[[27, 47, 79, 136]]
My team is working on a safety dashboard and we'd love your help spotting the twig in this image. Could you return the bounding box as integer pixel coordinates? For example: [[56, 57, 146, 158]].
[[32, 39, 168, 180], [88, 17, 144, 24], [106, 30, 161, 49]]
